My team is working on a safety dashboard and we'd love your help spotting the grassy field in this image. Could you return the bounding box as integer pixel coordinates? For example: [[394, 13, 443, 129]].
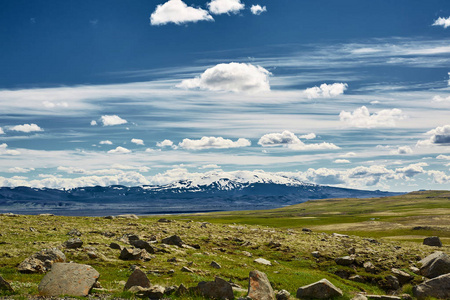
[[0, 190, 449, 299]]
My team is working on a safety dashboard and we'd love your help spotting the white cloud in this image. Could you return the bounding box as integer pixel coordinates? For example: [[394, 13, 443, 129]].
[[131, 138, 145, 145], [428, 170, 450, 184], [107, 146, 131, 154], [145, 148, 162, 153], [416, 125, 450, 147], [7, 167, 35, 173], [299, 133, 316, 140], [90, 120, 97, 126], [340, 152, 357, 158], [99, 140, 113, 145], [9, 123, 43, 133], [0, 143, 21, 156], [100, 115, 127, 126], [179, 136, 251, 150], [199, 164, 221, 169], [43, 101, 68, 108], [0, 127, 3, 134], [250, 4, 266, 15], [207, 0, 244, 15], [437, 154, 450, 160], [258, 130, 339, 150], [390, 146, 413, 155], [157, 139, 174, 147], [334, 159, 350, 164], [432, 17, 450, 29], [339, 106, 404, 128], [177, 62, 271, 93], [432, 95, 450, 103], [304, 83, 348, 99], [150, 0, 213, 25], [395, 162, 428, 178]]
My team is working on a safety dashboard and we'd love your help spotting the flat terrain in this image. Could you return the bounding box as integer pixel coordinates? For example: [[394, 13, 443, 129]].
[[0, 190, 449, 299]]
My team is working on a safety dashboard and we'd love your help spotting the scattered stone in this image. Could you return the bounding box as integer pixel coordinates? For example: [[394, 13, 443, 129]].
[[363, 238, 379, 244], [242, 251, 252, 257], [167, 257, 177, 262], [104, 216, 115, 219], [139, 285, 165, 299], [109, 242, 122, 250], [181, 266, 194, 273], [413, 273, 450, 299], [39, 213, 55, 216], [296, 279, 343, 299], [198, 277, 234, 300], [268, 241, 282, 248], [409, 266, 420, 274], [364, 261, 376, 273], [311, 251, 320, 258], [210, 261, 221, 269], [419, 251, 450, 278], [158, 218, 171, 223], [116, 214, 139, 219], [334, 269, 351, 279], [119, 247, 149, 261], [380, 275, 400, 291], [276, 289, 290, 300], [64, 237, 83, 249], [352, 294, 368, 300], [200, 222, 209, 228], [366, 296, 401, 300], [162, 235, 183, 247], [400, 294, 412, 300], [176, 283, 188, 295], [128, 285, 147, 293], [67, 229, 82, 237], [18, 248, 66, 273], [0, 275, 13, 292], [86, 251, 98, 259], [124, 268, 151, 291], [130, 239, 156, 254], [0, 213, 19, 217], [254, 258, 272, 266], [335, 255, 355, 266], [423, 236, 442, 247], [391, 268, 413, 285], [349, 275, 365, 283], [164, 285, 178, 295], [247, 270, 275, 300], [302, 228, 312, 232], [38, 263, 99, 297], [332, 233, 349, 238]]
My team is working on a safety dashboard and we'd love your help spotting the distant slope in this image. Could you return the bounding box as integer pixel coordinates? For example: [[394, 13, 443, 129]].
[[0, 179, 401, 216]]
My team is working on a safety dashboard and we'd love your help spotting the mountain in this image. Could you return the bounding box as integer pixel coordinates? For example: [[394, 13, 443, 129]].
[[0, 175, 401, 216]]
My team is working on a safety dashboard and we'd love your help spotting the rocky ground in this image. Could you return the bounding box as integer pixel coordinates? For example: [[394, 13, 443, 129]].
[[0, 210, 449, 300]]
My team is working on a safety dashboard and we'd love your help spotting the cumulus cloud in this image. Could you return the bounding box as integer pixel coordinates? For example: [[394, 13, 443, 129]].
[[177, 62, 271, 93], [390, 146, 413, 155], [207, 0, 244, 15], [428, 170, 450, 184], [416, 125, 450, 147], [334, 159, 350, 164], [131, 138, 145, 145], [432, 95, 450, 103], [7, 167, 35, 173], [99, 140, 113, 145], [304, 83, 348, 99], [299, 133, 316, 140], [100, 115, 127, 126], [395, 162, 428, 179], [90, 120, 98, 126], [179, 136, 251, 150], [0, 127, 3, 135], [0, 143, 21, 156], [157, 139, 174, 147], [437, 154, 450, 160], [432, 17, 450, 28], [9, 123, 43, 133], [107, 146, 131, 154], [250, 4, 266, 15], [258, 130, 339, 150], [150, 0, 213, 25], [339, 106, 404, 128]]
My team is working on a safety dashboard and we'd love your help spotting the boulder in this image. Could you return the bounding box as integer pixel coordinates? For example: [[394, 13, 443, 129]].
[[419, 251, 450, 278], [67, 229, 82, 237], [140, 285, 165, 299], [181, 266, 194, 273], [276, 289, 290, 300], [391, 268, 413, 285], [38, 263, 99, 296], [311, 251, 320, 258], [423, 236, 442, 247], [335, 255, 354, 266], [109, 242, 122, 250], [0, 275, 13, 292], [130, 239, 156, 254], [247, 270, 275, 300], [124, 268, 151, 291], [18, 248, 66, 273], [64, 237, 83, 249], [380, 275, 400, 291], [116, 214, 139, 219], [413, 273, 450, 299], [364, 261, 377, 273], [158, 218, 171, 223], [119, 247, 149, 261], [198, 277, 234, 300], [296, 279, 343, 299], [254, 258, 272, 266], [352, 294, 368, 300], [210, 261, 221, 269], [162, 235, 183, 247], [349, 275, 365, 283]]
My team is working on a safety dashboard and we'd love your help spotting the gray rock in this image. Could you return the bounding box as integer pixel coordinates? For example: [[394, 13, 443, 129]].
[[302, 228, 312, 232], [176, 283, 189, 295], [67, 229, 82, 237], [335, 255, 354, 266], [140, 285, 165, 299], [381, 275, 400, 291], [38, 263, 99, 296], [181, 266, 194, 273], [413, 273, 450, 299], [364, 261, 376, 273], [276, 289, 290, 300], [0, 275, 13, 292], [116, 214, 139, 219], [64, 237, 83, 249], [210, 261, 221, 269], [391, 268, 413, 285], [18, 248, 66, 273], [158, 218, 171, 223], [352, 294, 368, 300], [109, 242, 122, 250], [254, 258, 272, 266], [124, 268, 151, 291], [162, 235, 183, 247], [419, 251, 450, 278], [119, 247, 149, 261], [366, 296, 401, 300], [332, 233, 349, 238], [296, 279, 343, 299], [198, 277, 234, 300], [247, 270, 275, 300], [349, 275, 365, 283], [164, 285, 178, 295], [311, 251, 320, 258], [130, 239, 156, 254], [423, 236, 442, 247]]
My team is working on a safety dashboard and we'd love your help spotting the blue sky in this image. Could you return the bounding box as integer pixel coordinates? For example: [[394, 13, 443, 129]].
[[0, 0, 450, 191]]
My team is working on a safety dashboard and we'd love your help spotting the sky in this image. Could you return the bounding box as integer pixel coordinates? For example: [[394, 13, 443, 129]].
[[0, 0, 450, 192]]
